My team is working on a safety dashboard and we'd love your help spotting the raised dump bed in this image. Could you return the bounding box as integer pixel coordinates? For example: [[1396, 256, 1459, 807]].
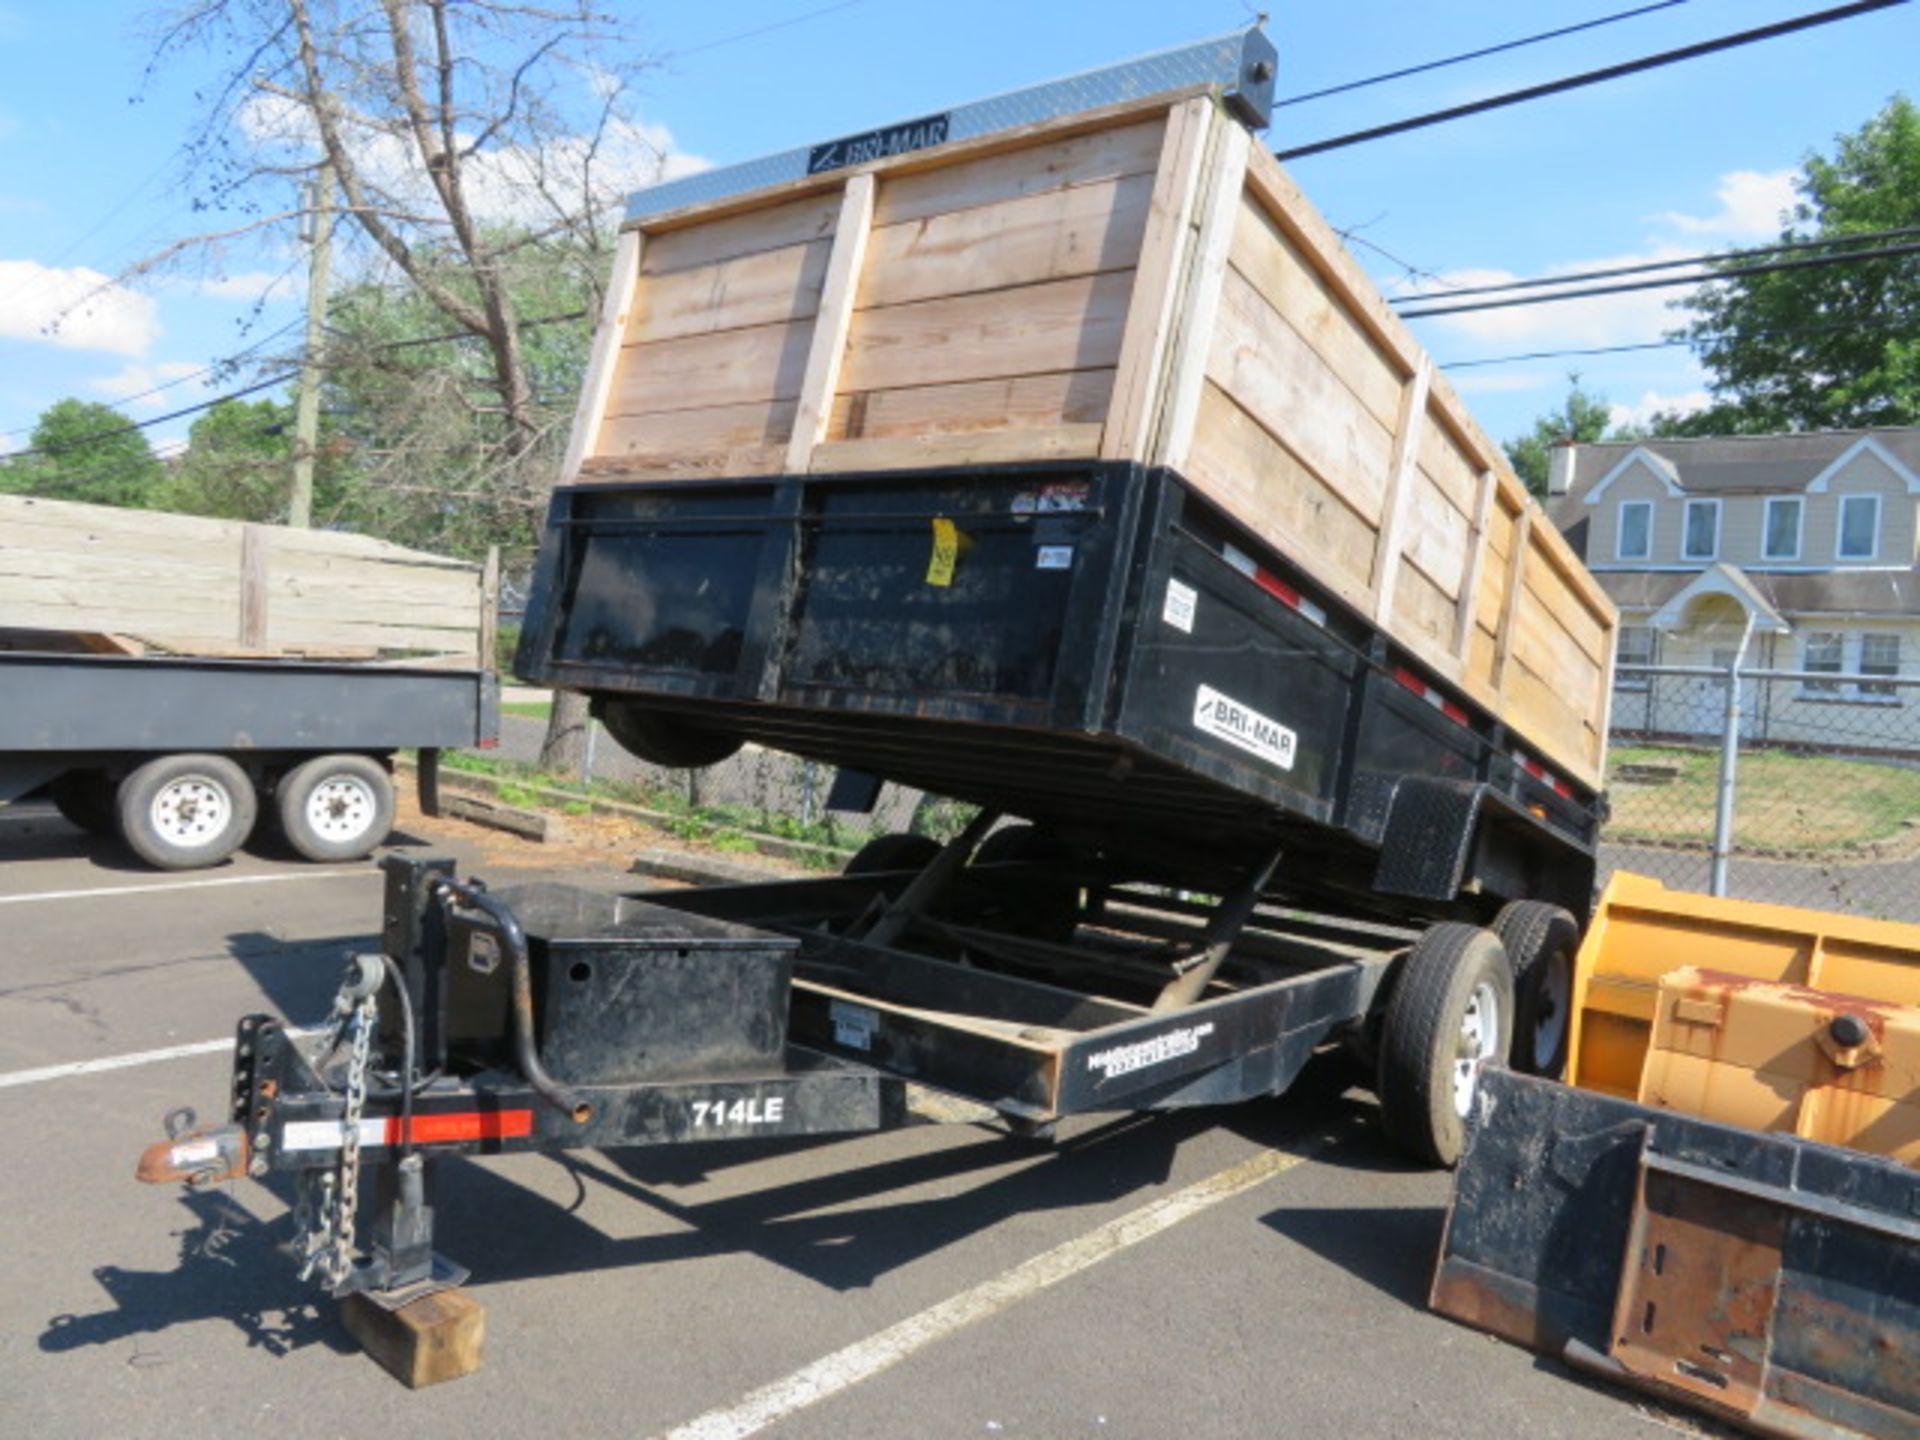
[[519, 26, 1614, 911]]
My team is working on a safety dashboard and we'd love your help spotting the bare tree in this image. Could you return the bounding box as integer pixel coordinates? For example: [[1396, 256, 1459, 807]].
[[142, 0, 679, 768]]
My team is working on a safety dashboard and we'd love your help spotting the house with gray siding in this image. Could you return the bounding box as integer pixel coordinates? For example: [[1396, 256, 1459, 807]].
[[1546, 428, 1920, 746]]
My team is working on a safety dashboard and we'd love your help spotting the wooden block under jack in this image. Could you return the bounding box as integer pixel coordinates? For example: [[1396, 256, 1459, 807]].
[[340, 1287, 487, 1389]]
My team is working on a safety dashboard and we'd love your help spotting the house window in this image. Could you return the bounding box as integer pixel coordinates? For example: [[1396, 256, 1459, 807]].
[[1682, 499, 1720, 560], [1838, 493, 1880, 560], [1617, 500, 1653, 561], [1859, 633, 1900, 699], [1762, 496, 1802, 561], [1802, 632, 1844, 696], [1615, 625, 1656, 691]]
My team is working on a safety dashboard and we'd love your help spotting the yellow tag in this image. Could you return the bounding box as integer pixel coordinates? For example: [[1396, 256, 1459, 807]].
[[927, 516, 960, 587]]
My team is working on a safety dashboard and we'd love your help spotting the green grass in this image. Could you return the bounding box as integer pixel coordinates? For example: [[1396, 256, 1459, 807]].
[[502, 701, 553, 719], [1607, 744, 1920, 853], [440, 748, 865, 864]]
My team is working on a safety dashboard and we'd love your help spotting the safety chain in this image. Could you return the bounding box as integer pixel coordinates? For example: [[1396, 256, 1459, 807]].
[[329, 994, 376, 1288], [295, 965, 380, 1291]]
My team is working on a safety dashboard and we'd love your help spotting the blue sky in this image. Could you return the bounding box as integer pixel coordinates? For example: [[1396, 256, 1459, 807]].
[[1, 0, 1916, 462]]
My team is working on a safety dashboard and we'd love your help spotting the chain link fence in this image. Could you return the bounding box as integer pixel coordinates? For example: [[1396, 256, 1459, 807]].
[[487, 665, 1920, 913], [1605, 663, 1920, 920]]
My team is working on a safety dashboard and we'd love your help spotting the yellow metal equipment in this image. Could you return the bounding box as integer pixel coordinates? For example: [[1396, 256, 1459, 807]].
[[1568, 871, 1920, 1094], [1640, 965, 1919, 1165]]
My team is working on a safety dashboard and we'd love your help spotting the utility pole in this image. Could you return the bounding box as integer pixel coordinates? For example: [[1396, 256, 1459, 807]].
[[288, 161, 336, 528]]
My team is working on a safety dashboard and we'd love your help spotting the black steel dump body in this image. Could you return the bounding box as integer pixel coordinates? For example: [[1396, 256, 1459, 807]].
[[520, 462, 1598, 917]]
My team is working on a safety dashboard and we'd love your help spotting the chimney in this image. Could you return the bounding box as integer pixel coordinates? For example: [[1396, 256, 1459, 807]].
[[1546, 439, 1577, 497]]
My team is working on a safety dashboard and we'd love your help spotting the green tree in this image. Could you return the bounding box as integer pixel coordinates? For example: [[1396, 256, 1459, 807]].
[[1505, 379, 1622, 495], [0, 398, 163, 508], [161, 396, 309, 522], [313, 236, 594, 558], [1671, 95, 1920, 433]]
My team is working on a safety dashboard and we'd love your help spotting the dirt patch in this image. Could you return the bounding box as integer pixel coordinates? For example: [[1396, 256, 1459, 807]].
[[389, 787, 807, 880]]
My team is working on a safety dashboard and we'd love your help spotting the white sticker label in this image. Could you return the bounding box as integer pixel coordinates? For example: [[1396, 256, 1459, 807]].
[[1036, 545, 1073, 570], [831, 1000, 878, 1052], [1193, 684, 1296, 771], [690, 1097, 787, 1128], [1087, 1022, 1216, 1080], [1162, 578, 1197, 633], [283, 1118, 388, 1152]]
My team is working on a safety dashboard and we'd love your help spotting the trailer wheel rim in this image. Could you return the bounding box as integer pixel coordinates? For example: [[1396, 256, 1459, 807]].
[[1453, 980, 1502, 1118], [304, 774, 379, 843], [1529, 949, 1573, 1072], [150, 777, 233, 846]]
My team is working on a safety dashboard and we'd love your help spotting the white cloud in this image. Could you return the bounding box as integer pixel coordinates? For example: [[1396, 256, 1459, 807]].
[[1401, 248, 1697, 349], [238, 91, 708, 231], [0, 259, 159, 355], [197, 270, 294, 302], [1448, 371, 1553, 395], [1610, 389, 1712, 430], [90, 361, 206, 411], [1654, 170, 1798, 240]]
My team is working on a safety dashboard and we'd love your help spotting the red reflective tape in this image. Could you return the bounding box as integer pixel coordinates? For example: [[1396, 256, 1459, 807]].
[[477, 738, 501, 750], [1252, 568, 1301, 608], [383, 1110, 535, 1146], [1394, 666, 1471, 728]]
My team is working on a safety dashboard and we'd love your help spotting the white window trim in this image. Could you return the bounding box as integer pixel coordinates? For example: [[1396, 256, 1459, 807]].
[[1614, 626, 1656, 691], [1615, 499, 1654, 561], [1799, 631, 1846, 698], [1856, 632, 1902, 704], [1681, 497, 1720, 561], [1836, 493, 1881, 561], [1761, 495, 1803, 561]]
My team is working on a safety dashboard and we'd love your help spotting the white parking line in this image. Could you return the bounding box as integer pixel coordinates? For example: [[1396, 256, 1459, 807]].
[[0, 868, 370, 908], [0, 1037, 236, 1090], [655, 1144, 1315, 1440], [0, 1026, 319, 1090]]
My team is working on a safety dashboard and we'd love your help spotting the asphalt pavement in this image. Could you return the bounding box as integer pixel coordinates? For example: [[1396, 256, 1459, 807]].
[[0, 800, 1673, 1439]]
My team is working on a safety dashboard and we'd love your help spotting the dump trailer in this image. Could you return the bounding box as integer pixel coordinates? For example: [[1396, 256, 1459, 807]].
[[0, 494, 499, 867], [1434, 875, 1920, 1440], [517, 23, 1617, 914], [137, 28, 1617, 1387]]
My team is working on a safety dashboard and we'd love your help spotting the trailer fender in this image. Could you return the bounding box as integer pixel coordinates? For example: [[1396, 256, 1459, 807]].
[[1372, 776, 1594, 921], [1371, 777, 1485, 903]]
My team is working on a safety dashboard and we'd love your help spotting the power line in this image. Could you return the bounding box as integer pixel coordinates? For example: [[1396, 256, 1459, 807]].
[[1397, 238, 1920, 319], [0, 374, 298, 462], [1389, 225, 1920, 308], [0, 309, 593, 459], [1439, 310, 1918, 369], [1277, 1, 1691, 108], [672, 0, 868, 59], [1276, 0, 1911, 162]]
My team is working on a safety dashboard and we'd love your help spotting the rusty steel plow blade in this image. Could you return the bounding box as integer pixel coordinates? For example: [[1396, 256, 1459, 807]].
[[1431, 1068, 1920, 1440]]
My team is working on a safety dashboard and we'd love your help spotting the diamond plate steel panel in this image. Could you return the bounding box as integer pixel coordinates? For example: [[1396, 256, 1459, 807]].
[[626, 26, 1275, 222]]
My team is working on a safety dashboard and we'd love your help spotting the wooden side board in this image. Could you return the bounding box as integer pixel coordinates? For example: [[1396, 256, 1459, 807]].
[[571, 90, 1617, 788], [0, 494, 485, 661]]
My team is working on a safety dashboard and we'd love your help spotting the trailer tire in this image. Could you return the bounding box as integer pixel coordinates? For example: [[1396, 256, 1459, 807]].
[[49, 770, 116, 836], [277, 754, 396, 862], [117, 754, 257, 870], [1492, 900, 1578, 1078], [844, 832, 941, 876], [1375, 923, 1513, 1168], [600, 702, 743, 769]]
